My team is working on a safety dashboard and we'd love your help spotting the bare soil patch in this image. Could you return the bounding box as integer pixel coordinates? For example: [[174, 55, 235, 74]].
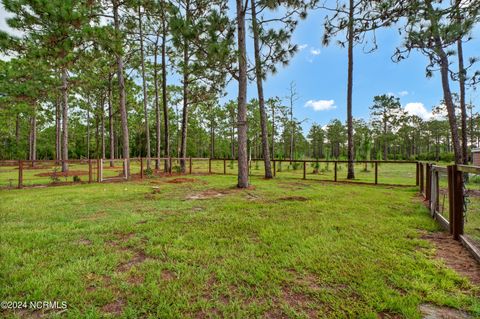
[[422, 232, 480, 285], [186, 189, 228, 200], [127, 274, 144, 285], [167, 177, 200, 184], [377, 311, 402, 318], [419, 303, 472, 319], [101, 298, 125, 315], [161, 269, 176, 281], [278, 196, 308, 202], [116, 251, 148, 272], [35, 170, 89, 177], [77, 238, 92, 246]]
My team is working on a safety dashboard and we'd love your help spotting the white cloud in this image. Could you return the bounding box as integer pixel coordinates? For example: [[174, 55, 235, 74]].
[[298, 44, 308, 51], [305, 99, 337, 111], [404, 102, 433, 120], [310, 48, 321, 56], [398, 90, 409, 97]]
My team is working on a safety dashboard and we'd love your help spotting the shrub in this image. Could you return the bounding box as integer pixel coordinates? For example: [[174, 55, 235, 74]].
[[144, 167, 153, 178], [312, 162, 320, 174], [50, 168, 60, 183], [73, 175, 81, 183]]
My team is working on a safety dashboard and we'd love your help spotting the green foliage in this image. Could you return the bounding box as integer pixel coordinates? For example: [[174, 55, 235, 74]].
[[144, 167, 153, 178]]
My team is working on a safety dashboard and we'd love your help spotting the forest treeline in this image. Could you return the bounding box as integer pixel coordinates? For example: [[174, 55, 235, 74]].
[[0, 0, 478, 187]]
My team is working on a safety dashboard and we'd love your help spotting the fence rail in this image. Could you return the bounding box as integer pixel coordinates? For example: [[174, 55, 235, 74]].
[[0, 158, 421, 190]]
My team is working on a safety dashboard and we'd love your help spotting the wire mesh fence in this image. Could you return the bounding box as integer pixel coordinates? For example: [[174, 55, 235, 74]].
[[422, 163, 480, 262]]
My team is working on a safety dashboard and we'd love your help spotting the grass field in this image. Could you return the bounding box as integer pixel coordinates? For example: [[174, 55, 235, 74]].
[[1, 174, 479, 318]]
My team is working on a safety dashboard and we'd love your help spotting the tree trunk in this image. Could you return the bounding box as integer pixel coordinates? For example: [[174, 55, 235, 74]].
[[108, 74, 115, 167], [55, 97, 61, 163], [180, 34, 189, 173], [346, 0, 355, 179], [101, 96, 106, 160], [161, 15, 170, 172], [29, 111, 36, 162], [271, 103, 275, 160], [138, 5, 151, 168], [61, 67, 69, 172], [87, 107, 90, 159], [210, 103, 215, 158], [113, 0, 130, 176], [436, 48, 462, 163], [251, 0, 272, 179], [383, 115, 387, 161], [154, 36, 161, 170], [454, 0, 468, 163], [236, 0, 249, 188]]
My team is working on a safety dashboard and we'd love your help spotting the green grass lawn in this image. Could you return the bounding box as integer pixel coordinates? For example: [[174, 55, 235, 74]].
[[1, 175, 479, 318]]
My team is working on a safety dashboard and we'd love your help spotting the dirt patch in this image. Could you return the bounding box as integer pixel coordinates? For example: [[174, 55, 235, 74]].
[[377, 311, 402, 318], [85, 273, 111, 292], [116, 251, 148, 272], [167, 178, 199, 184], [422, 232, 480, 285], [186, 189, 228, 200], [127, 275, 144, 285], [278, 196, 308, 202], [77, 238, 92, 246], [101, 298, 125, 315], [280, 285, 317, 317], [419, 303, 472, 319], [161, 269, 176, 281], [35, 170, 89, 177]]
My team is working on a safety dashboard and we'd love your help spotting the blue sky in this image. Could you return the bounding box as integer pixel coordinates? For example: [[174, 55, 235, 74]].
[[0, 2, 478, 135], [223, 7, 480, 134]]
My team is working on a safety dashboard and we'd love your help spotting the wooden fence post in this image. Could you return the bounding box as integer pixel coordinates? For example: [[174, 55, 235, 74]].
[[97, 159, 101, 182], [189, 157, 192, 174], [18, 160, 23, 189], [425, 163, 431, 203], [140, 158, 144, 179], [375, 162, 378, 185], [303, 162, 306, 180], [419, 163, 424, 194], [334, 161, 337, 182], [208, 158, 212, 174], [273, 160, 276, 177], [416, 162, 419, 186], [452, 165, 464, 240], [169, 158, 172, 174], [88, 159, 92, 183], [223, 159, 226, 175], [435, 170, 440, 212], [447, 165, 454, 234]]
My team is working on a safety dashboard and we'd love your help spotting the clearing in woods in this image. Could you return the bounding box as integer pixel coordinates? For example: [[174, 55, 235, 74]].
[[1, 174, 479, 318]]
